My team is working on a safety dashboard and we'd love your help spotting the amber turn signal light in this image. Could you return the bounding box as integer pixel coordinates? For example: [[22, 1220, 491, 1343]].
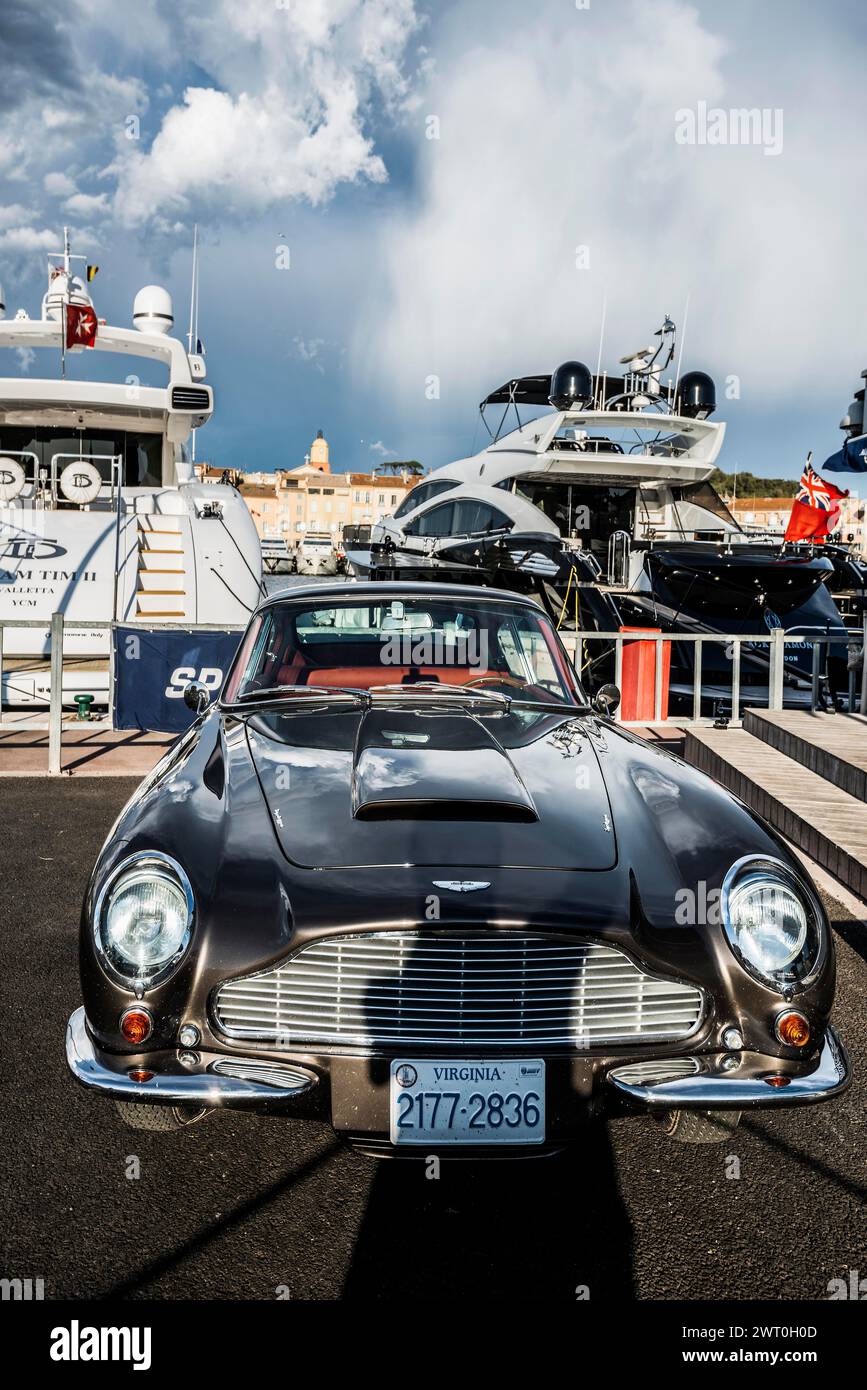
[[775, 1010, 811, 1048], [127, 1069, 154, 1084], [120, 1007, 153, 1045]]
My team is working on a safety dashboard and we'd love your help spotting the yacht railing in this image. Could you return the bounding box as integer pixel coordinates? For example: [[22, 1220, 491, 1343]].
[[49, 452, 123, 509], [0, 448, 122, 508]]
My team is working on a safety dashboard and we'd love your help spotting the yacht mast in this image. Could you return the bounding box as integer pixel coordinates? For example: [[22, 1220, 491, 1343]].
[[187, 224, 199, 462]]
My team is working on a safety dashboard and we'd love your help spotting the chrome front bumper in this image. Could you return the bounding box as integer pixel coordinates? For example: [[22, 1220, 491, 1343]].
[[67, 1005, 850, 1122], [607, 1027, 850, 1109], [65, 1007, 319, 1111]]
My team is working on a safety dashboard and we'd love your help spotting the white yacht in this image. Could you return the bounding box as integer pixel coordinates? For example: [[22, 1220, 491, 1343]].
[[373, 320, 735, 575], [0, 232, 262, 705], [364, 319, 851, 709], [296, 529, 338, 576]]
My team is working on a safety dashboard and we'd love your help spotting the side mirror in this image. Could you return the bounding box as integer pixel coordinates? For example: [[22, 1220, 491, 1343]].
[[183, 680, 210, 714], [592, 683, 621, 717]]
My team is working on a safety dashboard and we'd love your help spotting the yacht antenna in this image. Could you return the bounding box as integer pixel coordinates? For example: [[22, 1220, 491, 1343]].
[[672, 291, 690, 411], [58, 226, 72, 379], [187, 223, 199, 355], [593, 292, 607, 408], [187, 224, 199, 462]]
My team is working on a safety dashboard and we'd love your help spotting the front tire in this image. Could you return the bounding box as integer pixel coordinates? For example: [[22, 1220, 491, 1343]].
[[114, 1101, 210, 1132], [656, 1108, 741, 1144]]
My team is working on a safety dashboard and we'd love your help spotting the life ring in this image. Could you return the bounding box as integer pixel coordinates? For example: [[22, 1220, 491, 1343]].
[[0, 456, 26, 503], [59, 460, 102, 505]]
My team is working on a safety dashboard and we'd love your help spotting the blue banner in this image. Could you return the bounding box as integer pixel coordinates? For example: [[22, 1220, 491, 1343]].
[[112, 627, 243, 733], [823, 434, 867, 473]]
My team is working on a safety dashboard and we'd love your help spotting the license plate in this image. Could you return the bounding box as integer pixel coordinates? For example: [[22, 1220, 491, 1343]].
[[389, 1058, 545, 1145]]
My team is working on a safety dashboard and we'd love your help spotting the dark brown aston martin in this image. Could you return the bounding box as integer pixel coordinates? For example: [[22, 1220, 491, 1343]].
[[65, 583, 850, 1155]]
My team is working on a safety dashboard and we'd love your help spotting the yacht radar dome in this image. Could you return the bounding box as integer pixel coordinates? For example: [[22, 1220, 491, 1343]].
[[549, 360, 593, 410], [43, 273, 92, 322], [133, 285, 174, 335], [677, 370, 716, 419]]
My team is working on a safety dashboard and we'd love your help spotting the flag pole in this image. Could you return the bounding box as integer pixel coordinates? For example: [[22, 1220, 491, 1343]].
[[187, 224, 199, 464], [187, 223, 198, 354], [60, 225, 71, 380]]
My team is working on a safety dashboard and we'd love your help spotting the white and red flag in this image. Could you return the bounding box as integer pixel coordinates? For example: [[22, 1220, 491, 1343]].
[[65, 303, 98, 349]]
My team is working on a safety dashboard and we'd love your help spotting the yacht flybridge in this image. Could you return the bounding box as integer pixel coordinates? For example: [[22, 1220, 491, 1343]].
[[0, 231, 261, 704], [359, 319, 852, 711]]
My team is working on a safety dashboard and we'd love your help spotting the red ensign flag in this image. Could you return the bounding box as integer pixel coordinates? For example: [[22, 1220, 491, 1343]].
[[784, 462, 848, 542], [65, 303, 98, 349]]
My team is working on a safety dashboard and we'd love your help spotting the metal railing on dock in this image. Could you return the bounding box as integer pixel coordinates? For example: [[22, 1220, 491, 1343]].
[[559, 619, 867, 726], [0, 614, 246, 776], [0, 612, 865, 774]]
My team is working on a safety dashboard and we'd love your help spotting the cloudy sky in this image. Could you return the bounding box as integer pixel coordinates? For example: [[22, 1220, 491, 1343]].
[[1, 0, 865, 480]]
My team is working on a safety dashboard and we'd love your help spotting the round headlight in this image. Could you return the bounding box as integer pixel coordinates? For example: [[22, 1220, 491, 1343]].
[[95, 854, 193, 985], [722, 856, 823, 988]]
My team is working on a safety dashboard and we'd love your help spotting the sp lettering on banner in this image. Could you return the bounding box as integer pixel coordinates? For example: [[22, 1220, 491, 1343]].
[[113, 627, 243, 732], [165, 667, 224, 699]]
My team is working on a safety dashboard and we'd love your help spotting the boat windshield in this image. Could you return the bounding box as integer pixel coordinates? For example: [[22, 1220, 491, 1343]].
[[225, 595, 583, 706]]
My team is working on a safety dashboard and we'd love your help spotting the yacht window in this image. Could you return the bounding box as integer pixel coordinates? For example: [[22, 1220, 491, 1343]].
[[404, 502, 456, 537], [124, 433, 162, 487], [0, 425, 162, 487], [509, 480, 635, 554], [393, 478, 457, 519], [452, 500, 511, 534], [672, 481, 741, 529]]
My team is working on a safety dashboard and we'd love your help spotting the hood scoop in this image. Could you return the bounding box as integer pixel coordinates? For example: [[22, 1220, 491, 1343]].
[[351, 710, 537, 822]]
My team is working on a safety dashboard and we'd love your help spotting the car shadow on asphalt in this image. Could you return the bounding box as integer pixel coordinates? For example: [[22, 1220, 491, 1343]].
[[826, 908, 867, 968], [342, 1127, 635, 1301], [740, 1118, 867, 1203], [98, 1137, 344, 1300]]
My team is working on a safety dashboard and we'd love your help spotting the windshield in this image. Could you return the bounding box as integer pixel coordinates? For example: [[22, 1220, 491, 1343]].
[[225, 595, 582, 706]]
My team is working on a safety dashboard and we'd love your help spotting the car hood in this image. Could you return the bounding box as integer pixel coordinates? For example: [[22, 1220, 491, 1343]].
[[244, 704, 617, 871]]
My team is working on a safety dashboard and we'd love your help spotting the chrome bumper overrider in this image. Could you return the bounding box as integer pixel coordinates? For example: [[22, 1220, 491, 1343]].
[[65, 1008, 318, 1110], [607, 1028, 850, 1108]]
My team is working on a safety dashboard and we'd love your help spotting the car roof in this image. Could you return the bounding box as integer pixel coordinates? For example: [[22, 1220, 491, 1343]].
[[255, 581, 545, 613]]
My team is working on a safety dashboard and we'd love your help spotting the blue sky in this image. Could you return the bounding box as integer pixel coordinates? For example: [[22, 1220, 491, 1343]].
[[1, 0, 865, 483]]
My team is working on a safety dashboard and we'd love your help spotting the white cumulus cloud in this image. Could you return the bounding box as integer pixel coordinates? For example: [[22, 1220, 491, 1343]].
[[112, 0, 422, 226], [356, 0, 867, 406]]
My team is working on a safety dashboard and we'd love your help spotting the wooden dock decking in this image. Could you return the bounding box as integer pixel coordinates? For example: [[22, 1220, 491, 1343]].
[[685, 711, 867, 900], [0, 717, 174, 776], [745, 709, 867, 803]]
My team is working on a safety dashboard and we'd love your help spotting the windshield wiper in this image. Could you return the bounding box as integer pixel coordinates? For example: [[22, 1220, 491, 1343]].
[[232, 685, 369, 707], [367, 682, 512, 708]]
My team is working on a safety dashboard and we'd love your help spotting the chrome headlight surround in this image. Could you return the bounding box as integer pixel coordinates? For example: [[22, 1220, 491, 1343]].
[[721, 854, 826, 992], [93, 851, 194, 989]]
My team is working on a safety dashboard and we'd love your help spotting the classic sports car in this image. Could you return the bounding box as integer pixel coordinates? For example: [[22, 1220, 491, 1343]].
[[66, 583, 850, 1154]]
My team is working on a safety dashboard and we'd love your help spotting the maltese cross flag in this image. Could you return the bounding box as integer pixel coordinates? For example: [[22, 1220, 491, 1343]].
[[65, 303, 98, 349]]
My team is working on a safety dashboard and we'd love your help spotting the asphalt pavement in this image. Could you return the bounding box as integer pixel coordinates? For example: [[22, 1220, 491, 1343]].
[[2, 778, 865, 1301]]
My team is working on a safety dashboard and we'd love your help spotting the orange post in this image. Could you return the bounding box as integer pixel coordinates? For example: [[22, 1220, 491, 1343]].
[[618, 626, 670, 722]]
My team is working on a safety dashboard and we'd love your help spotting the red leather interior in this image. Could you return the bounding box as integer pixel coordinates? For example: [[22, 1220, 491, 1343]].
[[291, 666, 483, 690], [275, 651, 310, 686]]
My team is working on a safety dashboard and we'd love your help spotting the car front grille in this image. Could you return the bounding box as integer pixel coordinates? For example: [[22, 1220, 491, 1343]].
[[212, 932, 704, 1050]]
